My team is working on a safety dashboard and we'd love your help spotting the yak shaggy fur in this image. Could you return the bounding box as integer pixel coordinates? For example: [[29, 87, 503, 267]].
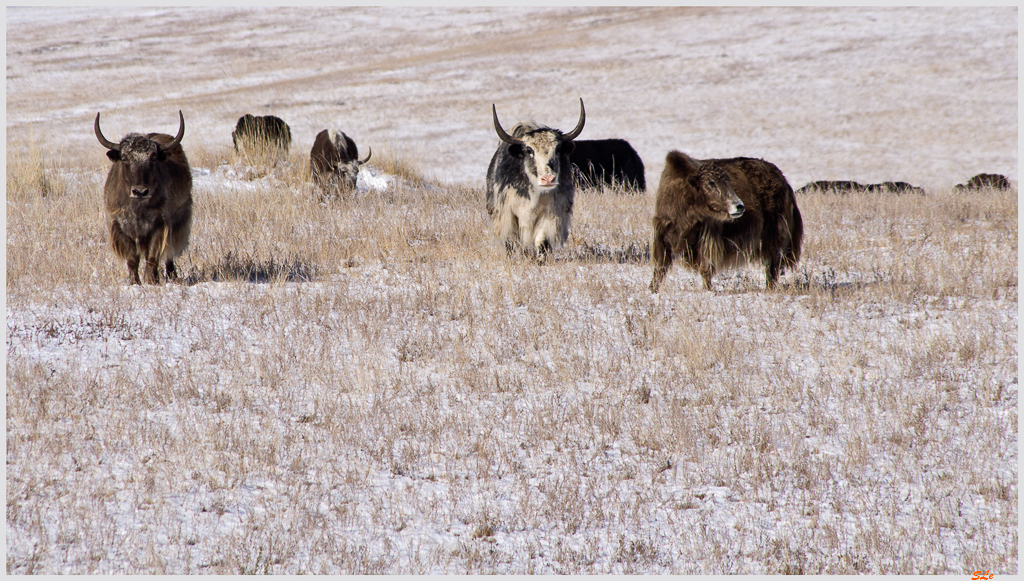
[[99, 114, 193, 285], [649, 150, 803, 292], [486, 121, 576, 259]]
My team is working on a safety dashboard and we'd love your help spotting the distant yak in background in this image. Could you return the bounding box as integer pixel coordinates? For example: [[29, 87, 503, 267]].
[[569, 139, 646, 192], [795, 180, 924, 195], [232, 114, 292, 155], [954, 173, 1012, 191], [310, 129, 371, 197]]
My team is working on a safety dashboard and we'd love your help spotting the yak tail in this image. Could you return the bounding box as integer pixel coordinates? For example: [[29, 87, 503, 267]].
[[165, 209, 193, 259], [783, 203, 803, 268]]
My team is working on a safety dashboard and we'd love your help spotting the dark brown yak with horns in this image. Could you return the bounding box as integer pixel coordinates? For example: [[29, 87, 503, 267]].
[[95, 110, 193, 284]]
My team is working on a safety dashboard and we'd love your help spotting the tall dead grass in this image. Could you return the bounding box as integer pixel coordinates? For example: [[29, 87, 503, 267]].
[[6, 144, 1018, 574]]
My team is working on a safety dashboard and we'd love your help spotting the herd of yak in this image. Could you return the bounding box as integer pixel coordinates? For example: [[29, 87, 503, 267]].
[[93, 103, 1012, 290]]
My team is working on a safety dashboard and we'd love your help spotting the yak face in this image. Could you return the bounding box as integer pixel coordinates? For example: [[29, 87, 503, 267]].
[[333, 159, 362, 190], [311, 129, 371, 195], [110, 134, 170, 200], [331, 159, 361, 191], [320, 157, 362, 192], [95, 111, 184, 202], [492, 99, 586, 196], [506, 128, 572, 192], [328, 130, 370, 191], [690, 163, 745, 221]]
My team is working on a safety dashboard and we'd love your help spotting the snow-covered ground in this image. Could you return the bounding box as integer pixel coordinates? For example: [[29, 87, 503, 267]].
[[5, 6, 1018, 574]]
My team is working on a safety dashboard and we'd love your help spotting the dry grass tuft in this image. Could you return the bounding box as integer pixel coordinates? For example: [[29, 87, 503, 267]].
[[230, 124, 293, 168], [6, 139, 77, 201], [572, 170, 647, 196], [365, 138, 430, 186], [183, 250, 319, 284]]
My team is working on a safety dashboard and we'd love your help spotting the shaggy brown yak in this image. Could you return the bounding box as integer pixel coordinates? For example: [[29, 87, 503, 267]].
[[649, 150, 802, 292], [95, 111, 193, 285]]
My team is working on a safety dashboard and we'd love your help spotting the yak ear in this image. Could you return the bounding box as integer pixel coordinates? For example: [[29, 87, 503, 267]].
[[561, 141, 575, 155], [106, 150, 121, 162], [666, 150, 697, 177], [508, 143, 525, 158], [688, 175, 701, 189], [157, 149, 169, 162]]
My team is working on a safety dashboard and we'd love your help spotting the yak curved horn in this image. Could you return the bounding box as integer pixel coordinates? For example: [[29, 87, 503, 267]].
[[94, 112, 120, 151], [562, 98, 586, 142], [360, 146, 372, 164], [161, 110, 185, 151], [492, 104, 522, 146]]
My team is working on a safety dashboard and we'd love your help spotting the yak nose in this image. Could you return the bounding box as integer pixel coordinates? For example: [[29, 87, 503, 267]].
[[131, 188, 150, 198], [539, 174, 558, 187], [730, 202, 745, 218]]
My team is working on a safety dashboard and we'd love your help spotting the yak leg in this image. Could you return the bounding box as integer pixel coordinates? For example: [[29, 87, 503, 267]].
[[143, 261, 161, 285], [697, 227, 727, 291], [535, 239, 552, 265], [125, 256, 142, 285], [531, 211, 563, 265], [165, 212, 191, 284], [503, 214, 521, 258], [761, 210, 786, 290], [779, 205, 803, 282], [110, 221, 142, 285], [139, 230, 163, 285], [165, 259, 179, 281], [765, 255, 781, 290], [699, 264, 716, 290], [164, 226, 179, 281], [158, 224, 180, 282], [696, 233, 717, 289], [762, 224, 783, 290], [141, 243, 160, 285], [649, 217, 675, 293]]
